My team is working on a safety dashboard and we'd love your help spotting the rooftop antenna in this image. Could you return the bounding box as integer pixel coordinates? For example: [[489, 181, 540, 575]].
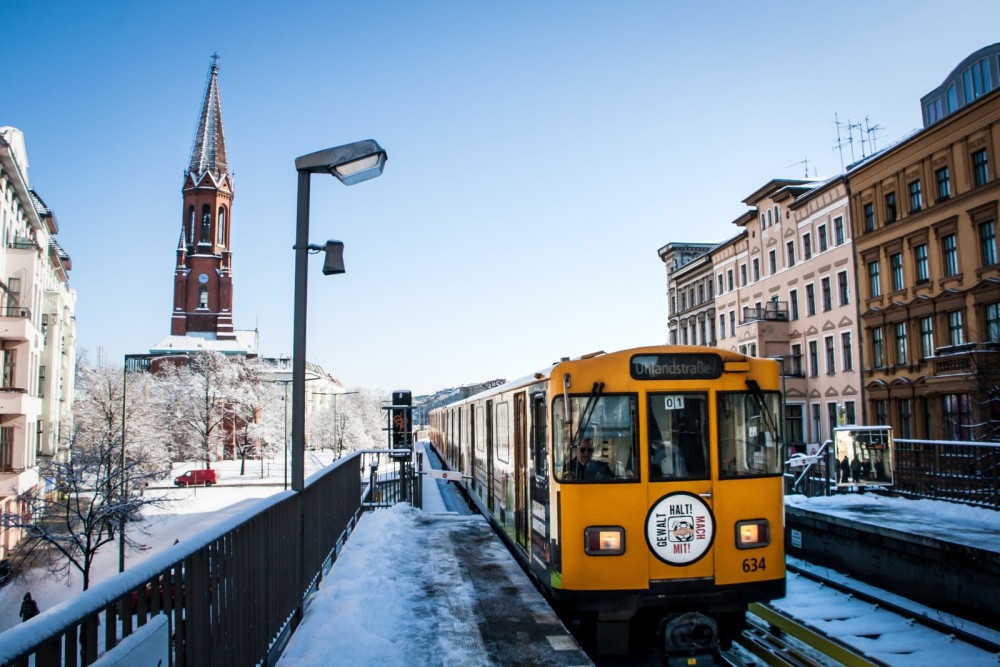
[[865, 115, 883, 154], [834, 113, 847, 173], [786, 158, 810, 178]]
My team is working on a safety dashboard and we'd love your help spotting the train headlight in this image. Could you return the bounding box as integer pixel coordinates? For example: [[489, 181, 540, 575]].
[[735, 519, 770, 549], [584, 526, 625, 556]]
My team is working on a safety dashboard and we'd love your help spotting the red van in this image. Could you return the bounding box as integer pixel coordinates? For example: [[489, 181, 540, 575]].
[[174, 469, 218, 487]]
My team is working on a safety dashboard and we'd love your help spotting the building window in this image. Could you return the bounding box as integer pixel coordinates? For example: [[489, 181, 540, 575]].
[[790, 343, 803, 376], [827, 402, 839, 436], [936, 166, 951, 200], [718, 274, 724, 294], [698, 284, 705, 304], [899, 399, 913, 439], [217, 207, 226, 246], [946, 82, 958, 112], [38, 365, 45, 399], [806, 284, 816, 316], [808, 340, 819, 377], [768, 249, 776, 275], [973, 149, 990, 187], [803, 233, 812, 260], [986, 302, 1000, 343], [786, 241, 796, 267], [198, 287, 209, 309], [908, 180, 923, 213], [789, 289, 799, 320], [841, 331, 854, 371], [727, 269, 734, 291], [915, 243, 929, 282], [834, 216, 845, 245], [868, 260, 881, 298], [943, 393, 972, 440], [740, 264, 747, 287], [200, 205, 212, 243], [872, 326, 884, 368], [963, 57, 991, 103], [920, 316, 934, 359], [844, 400, 856, 426], [825, 336, 835, 374], [948, 310, 964, 345], [752, 258, 760, 283], [811, 403, 822, 443], [874, 399, 888, 426], [890, 252, 904, 291], [785, 404, 804, 444], [895, 321, 908, 366], [980, 220, 998, 267], [885, 192, 897, 223], [681, 293, 687, 311], [821, 277, 832, 311], [863, 203, 875, 232], [0, 427, 12, 470], [729, 311, 735, 337], [818, 224, 828, 252], [838, 270, 850, 306], [942, 233, 958, 276], [719, 315, 726, 339], [187, 206, 196, 244]]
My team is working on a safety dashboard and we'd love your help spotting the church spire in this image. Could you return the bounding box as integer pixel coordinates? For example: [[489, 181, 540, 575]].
[[188, 53, 228, 179]]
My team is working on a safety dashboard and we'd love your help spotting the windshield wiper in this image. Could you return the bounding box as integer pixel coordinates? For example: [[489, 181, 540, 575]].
[[745, 379, 782, 447], [571, 381, 605, 449]]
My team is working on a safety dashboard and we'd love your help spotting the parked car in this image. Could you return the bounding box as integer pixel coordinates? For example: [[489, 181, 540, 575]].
[[174, 469, 218, 487]]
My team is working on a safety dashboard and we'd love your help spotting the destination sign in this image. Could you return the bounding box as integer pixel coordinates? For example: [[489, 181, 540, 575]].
[[630, 353, 723, 380]]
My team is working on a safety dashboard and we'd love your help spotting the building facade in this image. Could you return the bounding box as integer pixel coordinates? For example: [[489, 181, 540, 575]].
[[0, 127, 77, 557], [849, 44, 1000, 441], [658, 242, 717, 346]]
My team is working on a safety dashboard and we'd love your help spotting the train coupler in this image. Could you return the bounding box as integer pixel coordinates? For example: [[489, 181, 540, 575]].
[[660, 612, 718, 666]]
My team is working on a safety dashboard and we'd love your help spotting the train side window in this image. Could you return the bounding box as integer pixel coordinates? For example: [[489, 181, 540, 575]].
[[717, 391, 783, 478], [647, 393, 709, 480], [552, 394, 638, 483]]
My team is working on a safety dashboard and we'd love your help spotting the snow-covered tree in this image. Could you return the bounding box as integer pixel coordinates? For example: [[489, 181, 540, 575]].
[[160, 352, 240, 467]]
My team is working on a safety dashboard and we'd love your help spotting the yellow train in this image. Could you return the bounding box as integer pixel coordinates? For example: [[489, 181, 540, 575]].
[[428, 346, 785, 658]]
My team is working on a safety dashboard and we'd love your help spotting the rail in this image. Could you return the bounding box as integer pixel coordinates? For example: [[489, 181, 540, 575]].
[[0, 448, 420, 666], [783, 438, 1000, 510]]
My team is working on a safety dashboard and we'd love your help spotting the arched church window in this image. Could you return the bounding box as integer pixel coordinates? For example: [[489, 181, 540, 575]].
[[200, 205, 211, 243], [217, 207, 226, 246], [188, 206, 195, 244], [198, 287, 208, 309]]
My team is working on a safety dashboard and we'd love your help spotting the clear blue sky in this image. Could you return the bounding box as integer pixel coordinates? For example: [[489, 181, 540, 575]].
[[6, 1, 1000, 395]]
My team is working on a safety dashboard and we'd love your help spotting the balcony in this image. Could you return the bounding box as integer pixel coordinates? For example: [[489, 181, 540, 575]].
[[0, 307, 35, 341], [742, 302, 789, 323], [0, 388, 41, 416], [930, 341, 1000, 377]]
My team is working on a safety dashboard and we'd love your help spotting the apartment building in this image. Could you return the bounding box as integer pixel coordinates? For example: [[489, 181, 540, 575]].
[[849, 44, 1000, 441], [0, 127, 77, 556], [658, 242, 717, 345], [709, 179, 861, 449]]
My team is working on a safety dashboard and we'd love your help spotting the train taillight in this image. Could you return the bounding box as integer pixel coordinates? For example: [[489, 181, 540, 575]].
[[584, 526, 625, 555], [735, 519, 770, 549]]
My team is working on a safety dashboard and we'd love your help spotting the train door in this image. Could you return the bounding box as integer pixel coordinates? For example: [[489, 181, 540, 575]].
[[514, 392, 528, 550], [645, 391, 715, 580], [529, 392, 550, 573], [486, 399, 495, 512]]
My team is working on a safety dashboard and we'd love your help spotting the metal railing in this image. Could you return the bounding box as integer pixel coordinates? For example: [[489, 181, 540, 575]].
[[784, 438, 1000, 510], [0, 448, 422, 666]]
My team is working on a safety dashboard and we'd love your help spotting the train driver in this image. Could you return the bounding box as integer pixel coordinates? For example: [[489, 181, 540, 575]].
[[564, 436, 614, 481]]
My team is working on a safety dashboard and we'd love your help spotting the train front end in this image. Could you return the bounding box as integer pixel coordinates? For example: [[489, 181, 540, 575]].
[[545, 347, 785, 658]]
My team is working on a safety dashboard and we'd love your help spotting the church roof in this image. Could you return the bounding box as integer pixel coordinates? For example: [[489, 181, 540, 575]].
[[187, 55, 229, 179]]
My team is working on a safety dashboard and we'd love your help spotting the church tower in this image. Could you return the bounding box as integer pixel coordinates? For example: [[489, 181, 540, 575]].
[[170, 55, 235, 340]]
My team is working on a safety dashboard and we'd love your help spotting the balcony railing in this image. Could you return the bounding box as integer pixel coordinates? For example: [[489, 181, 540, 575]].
[[742, 302, 789, 323], [0, 306, 30, 319]]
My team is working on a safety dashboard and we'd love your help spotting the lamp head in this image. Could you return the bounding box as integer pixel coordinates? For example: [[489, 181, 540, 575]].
[[321, 241, 346, 275], [295, 139, 387, 185]]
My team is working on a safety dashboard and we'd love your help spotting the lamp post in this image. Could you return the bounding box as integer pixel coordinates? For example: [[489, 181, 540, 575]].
[[291, 140, 387, 492], [120, 353, 151, 572]]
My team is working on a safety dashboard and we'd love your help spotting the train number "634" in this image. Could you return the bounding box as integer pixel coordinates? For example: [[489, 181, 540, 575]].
[[742, 557, 766, 573]]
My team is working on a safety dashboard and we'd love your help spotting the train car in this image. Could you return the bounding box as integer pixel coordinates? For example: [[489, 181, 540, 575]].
[[428, 346, 785, 659]]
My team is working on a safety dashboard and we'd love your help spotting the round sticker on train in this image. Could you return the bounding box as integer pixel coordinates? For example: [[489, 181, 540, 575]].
[[645, 491, 716, 566]]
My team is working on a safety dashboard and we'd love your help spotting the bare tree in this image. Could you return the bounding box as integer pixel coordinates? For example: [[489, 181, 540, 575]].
[[0, 366, 170, 591]]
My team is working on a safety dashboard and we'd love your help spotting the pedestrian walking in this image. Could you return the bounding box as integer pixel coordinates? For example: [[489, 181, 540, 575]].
[[19, 592, 39, 622]]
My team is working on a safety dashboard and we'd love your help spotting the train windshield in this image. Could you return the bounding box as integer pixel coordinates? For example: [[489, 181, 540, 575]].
[[717, 391, 783, 478], [647, 393, 709, 480], [553, 394, 638, 482]]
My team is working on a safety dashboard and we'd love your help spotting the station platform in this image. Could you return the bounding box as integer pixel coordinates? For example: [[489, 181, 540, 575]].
[[277, 444, 592, 666], [784, 493, 1000, 630]]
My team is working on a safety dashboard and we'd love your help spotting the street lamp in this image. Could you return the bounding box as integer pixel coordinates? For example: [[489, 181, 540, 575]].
[[120, 353, 152, 572], [292, 140, 387, 492]]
